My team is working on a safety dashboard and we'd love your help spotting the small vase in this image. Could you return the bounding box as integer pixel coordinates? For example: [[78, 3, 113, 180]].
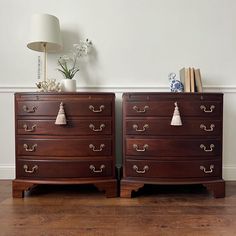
[[60, 79, 77, 92]]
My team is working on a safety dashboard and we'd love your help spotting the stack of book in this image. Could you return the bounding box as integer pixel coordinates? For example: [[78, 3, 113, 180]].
[[179, 67, 203, 92]]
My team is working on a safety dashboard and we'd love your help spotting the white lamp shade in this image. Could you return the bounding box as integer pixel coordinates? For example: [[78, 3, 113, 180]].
[[27, 13, 62, 52]]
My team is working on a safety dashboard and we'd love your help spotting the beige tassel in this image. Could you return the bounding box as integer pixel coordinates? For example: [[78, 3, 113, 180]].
[[55, 102, 67, 125], [171, 102, 182, 126]]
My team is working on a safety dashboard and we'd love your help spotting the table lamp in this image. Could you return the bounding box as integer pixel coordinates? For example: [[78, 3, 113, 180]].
[[27, 13, 62, 83]]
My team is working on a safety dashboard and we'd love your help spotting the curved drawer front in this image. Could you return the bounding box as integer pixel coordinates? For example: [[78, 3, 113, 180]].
[[16, 159, 113, 178], [125, 159, 221, 178], [17, 138, 112, 157], [125, 119, 221, 136], [125, 101, 221, 117], [126, 138, 221, 157], [17, 101, 112, 116], [17, 119, 112, 135]]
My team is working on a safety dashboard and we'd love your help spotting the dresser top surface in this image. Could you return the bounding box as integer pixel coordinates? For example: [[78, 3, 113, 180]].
[[15, 92, 116, 101], [123, 92, 223, 101], [123, 92, 223, 96], [15, 92, 115, 96]]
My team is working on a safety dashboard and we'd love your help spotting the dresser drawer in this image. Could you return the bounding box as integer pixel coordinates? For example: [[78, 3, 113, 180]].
[[16, 159, 113, 178], [17, 138, 112, 157], [17, 119, 112, 135], [125, 159, 221, 178], [17, 100, 112, 117], [126, 138, 221, 157], [125, 119, 221, 136], [124, 101, 221, 117]]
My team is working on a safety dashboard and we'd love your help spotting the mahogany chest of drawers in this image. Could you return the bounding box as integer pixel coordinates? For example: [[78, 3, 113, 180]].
[[13, 92, 117, 198], [121, 92, 225, 198]]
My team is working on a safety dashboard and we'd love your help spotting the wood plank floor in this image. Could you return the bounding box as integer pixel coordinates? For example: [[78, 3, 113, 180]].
[[1, 181, 236, 236]]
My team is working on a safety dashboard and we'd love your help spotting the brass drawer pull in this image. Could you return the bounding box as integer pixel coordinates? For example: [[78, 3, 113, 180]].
[[200, 105, 215, 113], [23, 105, 37, 113], [133, 165, 149, 174], [89, 164, 105, 173], [89, 123, 105, 132], [200, 124, 215, 132], [133, 144, 149, 152], [23, 164, 38, 173], [23, 124, 36, 132], [23, 144, 37, 152], [133, 124, 149, 132], [200, 165, 214, 174], [89, 105, 105, 113], [200, 144, 215, 152], [89, 144, 105, 152], [133, 105, 149, 113]]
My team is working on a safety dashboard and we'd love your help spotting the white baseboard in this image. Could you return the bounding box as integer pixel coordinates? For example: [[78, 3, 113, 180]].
[[223, 166, 236, 180], [0, 166, 15, 180], [0, 165, 235, 180]]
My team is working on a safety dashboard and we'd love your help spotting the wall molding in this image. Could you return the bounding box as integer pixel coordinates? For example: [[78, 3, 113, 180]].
[[1, 85, 236, 93]]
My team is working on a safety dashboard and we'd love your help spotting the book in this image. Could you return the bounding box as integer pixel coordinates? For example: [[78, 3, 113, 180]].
[[179, 67, 185, 84], [186, 67, 191, 92], [179, 67, 191, 92], [194, 68, 203, 92], [190, 67, 195, 92]]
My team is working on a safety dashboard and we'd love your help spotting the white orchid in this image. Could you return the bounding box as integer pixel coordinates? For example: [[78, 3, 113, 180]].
[[57, 39, 92, 79]]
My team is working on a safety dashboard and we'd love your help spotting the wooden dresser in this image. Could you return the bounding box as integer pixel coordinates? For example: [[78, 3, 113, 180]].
[[13, 92, 117, 198], [121, 92, 225, 198]]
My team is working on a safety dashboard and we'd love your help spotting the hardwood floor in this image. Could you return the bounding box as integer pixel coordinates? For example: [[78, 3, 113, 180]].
[[1, 181, 236, 236]]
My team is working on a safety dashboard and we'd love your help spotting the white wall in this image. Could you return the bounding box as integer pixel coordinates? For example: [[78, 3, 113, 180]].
[[0, 0, 236, 179]]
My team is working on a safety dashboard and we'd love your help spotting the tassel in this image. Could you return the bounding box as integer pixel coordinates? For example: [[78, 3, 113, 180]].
[[55, 102, 67, 125], [171, 102, 182, 126]]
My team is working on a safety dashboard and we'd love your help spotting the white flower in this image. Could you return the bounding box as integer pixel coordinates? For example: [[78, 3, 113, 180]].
[[57, 39, 93, 79]]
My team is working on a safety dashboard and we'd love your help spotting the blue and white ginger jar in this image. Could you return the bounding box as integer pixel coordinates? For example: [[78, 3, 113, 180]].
[[169, 73, 184, 92]]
